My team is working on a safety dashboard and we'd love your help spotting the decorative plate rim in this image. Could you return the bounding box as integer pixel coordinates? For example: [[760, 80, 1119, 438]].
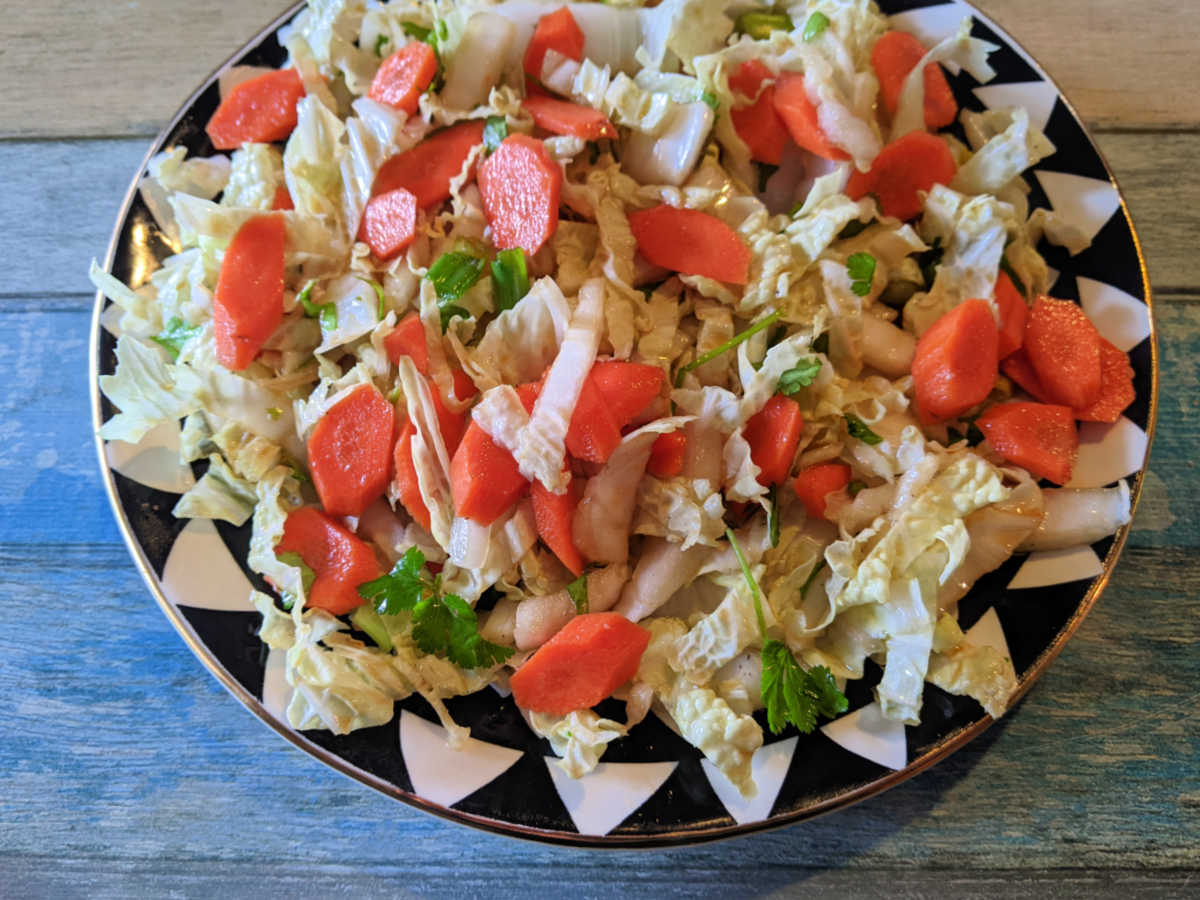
[[89, 0, 1159, 848]]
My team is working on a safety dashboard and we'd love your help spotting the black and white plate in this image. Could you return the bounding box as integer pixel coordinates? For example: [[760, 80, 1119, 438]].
[[91, 0, 1157, 846]]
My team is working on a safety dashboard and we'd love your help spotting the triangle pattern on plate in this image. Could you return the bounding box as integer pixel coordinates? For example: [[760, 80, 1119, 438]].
[[1067, 417, 1148, 489], [105, 422, 195, 494], [1008, 545, 1104, 590], [821, 701, 907, 771], [1034, 170, 1121, 246], [545, 758, 676, 836], [888, 3, 963, 53], [963, 608, 1017, 685], [261, 646, 291, 722], [973, 81, 1059, 133], [701, 737, 797, 825], [161, 518, 256, 612], [399, 710, 524, 808], [1077, 276, 1151, 352]]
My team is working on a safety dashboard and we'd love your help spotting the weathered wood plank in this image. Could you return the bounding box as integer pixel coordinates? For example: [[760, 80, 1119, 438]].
[[1, 1, 1197, 140]]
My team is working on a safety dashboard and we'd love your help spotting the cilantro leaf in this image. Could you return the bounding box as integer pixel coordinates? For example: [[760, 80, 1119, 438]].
[[151, 316, 201, 361], [802, 11, 831, 42], [846, 252, 876, 297], [777, 357, 821, 395], [567, 574, 589, 614], [699, 90, 720, 111], [806, 664, 849, 719], [358, 546, 429, 615], [844, 413, 882, 445]]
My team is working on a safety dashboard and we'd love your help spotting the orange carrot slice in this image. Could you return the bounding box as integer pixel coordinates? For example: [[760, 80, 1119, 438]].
[[275, 507, 381, 615], [523, 95, 617, 140], [212, 214, 286, 371], [450, 421, 530, 525], [1001, 349, 1052, 403], [308, 384, 395, 518], [565, 373, 623, 464], [976, 401, 1078, 485], [360, 187, 419, 260], [794, 463, 852, 520], [871, 30, 958, 129], [271, 184, 294, 210], [646, 431, 687, 479], [391, 421, 432, 532], [373, 120, 485, 210], [383, 311, 430, 374], [729, 60, 789, 165], [368, 41, 438, 114], [1024, 295, 1104, 410], [772, 72, 850, 161], [478, 133, 562, 255], [846, 130, 957, 221], [994, 271, 1028, 359], [523, 6, 585, 80], [911, 298, 999, 423], [743, 395, 804, 486], [1074, 338, 1135, 423], [627, 205, 751, 285], [206, 68, 305, 150], [589, 361, 665, 427], [531, 476, 585, 576]]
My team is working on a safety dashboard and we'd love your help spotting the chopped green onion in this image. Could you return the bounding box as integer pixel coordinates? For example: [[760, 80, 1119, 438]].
[[296, 279, 320, 316], [567, 574, 589, 614], [439, 304, 469, 331], [847, 252, 876, 297], [844, 413, 882, 445], [777, 358, 822, 395], [401, 22, 432, 42], [374, 34, 390, 57], [151, 316, 201, 361], [767, 485, 781, 548], [726, 528, 768, 637], [999, 253, 1028, 299], [735, 10, 793, 40], [265, 406, 283, 421], [358, 276, 386, 319], [490, 247, 529, 312], [847, 479, 866, 497], [483, 115, 508, 153], [428, 251, 486, 303], [802, 11, 831, 42], [675, 311, 780, 387], [319, 303, 338, 332], [699, 90, 720, 111]]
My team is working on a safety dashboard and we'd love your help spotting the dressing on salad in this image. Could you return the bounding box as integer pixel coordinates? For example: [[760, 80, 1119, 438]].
[[93, 0, 1136, 798]]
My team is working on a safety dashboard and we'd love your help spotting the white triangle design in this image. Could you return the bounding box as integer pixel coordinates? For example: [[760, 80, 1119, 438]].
[[888, 5, 966, 57], [1045, 265, 1061, 293], [1034, 170, 1121, 246], [105, 422, 195, 494], [261, 647, 292, 724], [821, 701, 907, 771], [545, 758, 676, 836], [973, 82, 1059, 133], [701, 737, 797, 825], [399, 711, 523, 807], [1066, 417, 1148, 489], [161, 519, 256, 612], [1077, 277, 1151, 352], [963, 608, 1017, 684], [1008, 545, 1104, 590]]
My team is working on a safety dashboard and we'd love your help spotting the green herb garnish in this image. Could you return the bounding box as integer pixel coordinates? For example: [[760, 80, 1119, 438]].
[[847, 252, 876, 297], [675, 311, 780, 387], [482, 115, 508, 153], [844, 413, 882, 445], [777, 358, 822, 395], [151, 316, 201, 361], [847, 479, 866, 497], [567, 574, 589, 615], [700, 90, 720, 111], [768, 485, 781, 548]]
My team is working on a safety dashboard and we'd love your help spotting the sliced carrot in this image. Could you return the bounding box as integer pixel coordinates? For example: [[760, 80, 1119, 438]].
[[478, 133, 562, 255], [271, 184, 294, 210], [531, 476, 584, 575], [870, 30, 957, 129], [794, 463, 852, 520], [360, 187, 419, 260], [729, 61, 788, 165], [1001, 349, 1052, 403], [589, 361, 666, 427], [523, 5, 585, 80], [628, 205, 751, 285], [451, 367, 478, 401], [772, 72, 850, 161], [846, 130, 957, 221], [1074, 338, 1135, 423], [368, 41, 438, 114], [308, 384, 395, 518], [372, 120, 485, 210], [450, 421, 530, 525], [383, 311, 430, 374], [516, 380, 543, 413], [275, 507, 381, 615], [743, 395, 804, 486], [522, 95, 617, 140], [647, 431, 687, 479], [212, 213, 286, 371], [428, 377, 471, 453], [911, 298, 999, 423], [510, 612, 651, 715], [976, 401, 1078, 485], [206, 68, 305, 150], [1024, 295, 1104, 410], [391, 422, 432, 532], [564, 373, 623, 464], [994, 271, 1028, 359]]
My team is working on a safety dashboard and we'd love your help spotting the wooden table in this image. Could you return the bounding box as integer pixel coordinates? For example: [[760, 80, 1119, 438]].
[[2, 1, 1196, 895]]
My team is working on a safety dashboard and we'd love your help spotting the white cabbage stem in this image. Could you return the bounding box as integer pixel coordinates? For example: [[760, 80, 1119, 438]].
[[1017, 482, 1131, 552]]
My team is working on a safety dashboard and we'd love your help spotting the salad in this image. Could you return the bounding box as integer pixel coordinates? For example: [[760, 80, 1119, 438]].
[[93, 0, 1136, 799]]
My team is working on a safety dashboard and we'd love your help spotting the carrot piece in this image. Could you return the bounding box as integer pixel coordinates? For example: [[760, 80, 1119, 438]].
[[1074, 338, 1135, 423], [451, 367, 478, 401], [383, 311, 430, 374], [450, 421, 530, 525], [1024, 295, 1104, 409], [428, 378, 471, 453], [729, 61, 789, 165], [308, 384, 395, 518], [994, 271, 1028, 359], [794, 463, 852, 520], [743, 395, 804, 486], [772, 72, 850, 161], [510, 612, 651, 715], [589, 361, 665, 427], [846, 130, 957, 221], [1001, 349, 1052, 403], [523, 5, 585, 80], [372, 120, 485, 210], [516, 380, 542, 413], [212, 214, 286, 371], [478, 134, 562, 255], [271, 184, 294, 210], [647, 431, 687, 479], [359, 187, 419, 260], [531, 476, 585, 575], [522, 94, 617, 140], [628, 205, 752, 285], [870, 30, 957, 129], [275, 507, 381, 615], [368, 41, 438, 114], [206, 68, 305, 150], [391, 422, 432, 532], [911, 298, 999, 423], [976, 401, 1078, 485], [565, 373, 623, 464]]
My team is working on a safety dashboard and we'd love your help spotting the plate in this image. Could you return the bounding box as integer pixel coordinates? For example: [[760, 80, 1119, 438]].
[[90, 0, 1157, 846]]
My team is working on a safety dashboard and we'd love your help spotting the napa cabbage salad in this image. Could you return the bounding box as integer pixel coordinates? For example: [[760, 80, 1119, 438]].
[[93, 0, 1137, 799]]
